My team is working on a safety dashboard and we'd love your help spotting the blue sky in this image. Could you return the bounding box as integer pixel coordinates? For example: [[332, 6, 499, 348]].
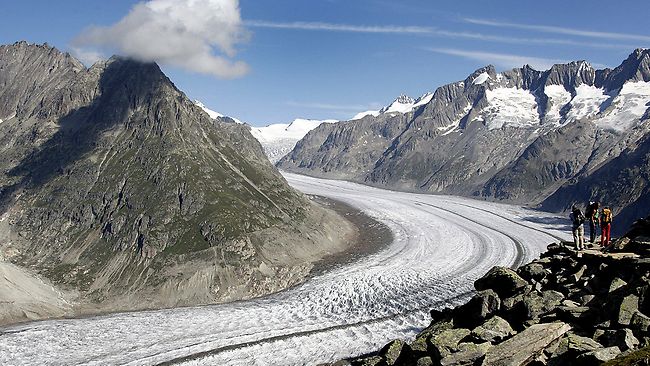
[[2, 0, 650, 126]]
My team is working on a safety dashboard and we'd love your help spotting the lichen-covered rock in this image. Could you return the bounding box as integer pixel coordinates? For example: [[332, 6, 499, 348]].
[[475, 267, 528, 298], [379, 339, 413, 366], [429, 328, 471, 359], [574, 346, 621, 365], [609, 277, 628, 293], [516, 290, 565, 321], [440, 342, 491, 366], [548, 333, 603, 362], [595, 329, 640, 351], [471, 316, 515, 343], [631, 310, 650, 333], [455, 290, 501, 328], [618, 294, 640, 326], [416, 357, 434, 366], [482, 322, 571, 366], [517, 262, 548, 282], [351, 356, 386, 366]]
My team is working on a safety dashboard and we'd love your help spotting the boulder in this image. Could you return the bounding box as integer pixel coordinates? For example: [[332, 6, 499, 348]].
[[574, 346, 621, 365], [471, 316, 515, 343], [630, 310, 650, 333], [481, 322, 571, 366], [454, 290, 500, 328], [379, 340, 413, 366], [416, 357, 433, 366], [547, 332, 602, 362], [429, 328, 471, 360], [617, 294, 639, 326], [570, 265, 588, 283], [609, 237, 631, 251], [474, 267, 528, 298], [411, 319, 454, 353], [595, 328, 640, 351], [516, 290, 565, 321], [351, 356, 385, 366], [440, 342, 490, 366], [609, 277, 628, 293], [555, 305, 595, 324], [517, 263, 548, 282]]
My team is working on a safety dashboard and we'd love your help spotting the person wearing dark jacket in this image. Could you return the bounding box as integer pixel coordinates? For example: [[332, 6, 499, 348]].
[[570, 205, 586, 250], [585, 201, 600, 243]]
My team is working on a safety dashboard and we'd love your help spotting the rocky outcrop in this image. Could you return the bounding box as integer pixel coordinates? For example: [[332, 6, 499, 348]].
[[330, 217, 650, 366], [0, 42, 355, 325], [278, 49, 650, 232]]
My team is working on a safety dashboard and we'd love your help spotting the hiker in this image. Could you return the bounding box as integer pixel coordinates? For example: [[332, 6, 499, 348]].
[[569, 205, 586, 250], [600, 206, 613, 247], [585, 201, 600, 243]]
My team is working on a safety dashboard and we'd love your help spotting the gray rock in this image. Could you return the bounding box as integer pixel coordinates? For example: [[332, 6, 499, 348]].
[[517, 290, 565, 321], [482, 322, 571, 366], [518, 263, 548, 282], [416, 357, 434, 366], [631, 310, 650, 333], [549, 333, 603, 360], [609, 277, 628, 293], [474, 267, 529, 298], [352, 356, 386, 366], [471, 316, 515, 343], [618, 294, 640, 326], [455, 290, 501, 328], [574, 346, 621, 365], [595, 329, 640, 351], [429, 328, 471, 359], [380, 339, 412, 366], [440, 343, 490, 366]]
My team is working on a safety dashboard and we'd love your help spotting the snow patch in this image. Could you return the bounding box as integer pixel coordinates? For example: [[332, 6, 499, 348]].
[[438, 102, 472, 135], [565, 85, 609, 122], [472, 72, 490, 85], [595, 81, 650, 131], [352, 110, 381, 120], [543, 85, 572, 125], [194, 100, 243, 124], [483, 87, 540, 130]]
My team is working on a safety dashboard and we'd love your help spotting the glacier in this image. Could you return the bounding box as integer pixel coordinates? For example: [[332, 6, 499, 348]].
[[0, 173, 570, 366]]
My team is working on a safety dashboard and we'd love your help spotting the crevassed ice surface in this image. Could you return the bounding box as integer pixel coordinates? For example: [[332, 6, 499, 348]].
[[483, 87, 540, 130], [0, 173, 570, 366]]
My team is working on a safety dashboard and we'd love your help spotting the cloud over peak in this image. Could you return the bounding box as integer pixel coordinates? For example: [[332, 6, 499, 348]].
[[74, 0, 249, 79]]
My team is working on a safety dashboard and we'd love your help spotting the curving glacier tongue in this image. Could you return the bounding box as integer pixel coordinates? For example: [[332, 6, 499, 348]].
[[0, 174, 569, 366]]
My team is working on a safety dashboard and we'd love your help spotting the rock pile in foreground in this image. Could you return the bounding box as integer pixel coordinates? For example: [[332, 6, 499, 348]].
[[331, 217, 650, 366]]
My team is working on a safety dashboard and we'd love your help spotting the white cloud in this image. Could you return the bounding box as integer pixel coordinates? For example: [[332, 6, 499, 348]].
[[70, 47, 103, 66], [428, 48, 567, 70], [246, 20, 434, 34], [246, 20, 632, 49], [73, 0, 249, 79], [464, 17, 650, 43]]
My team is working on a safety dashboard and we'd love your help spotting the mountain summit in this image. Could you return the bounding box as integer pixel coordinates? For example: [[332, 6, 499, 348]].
[[0, 42, 352, 323], [278, 49, 650, 232]]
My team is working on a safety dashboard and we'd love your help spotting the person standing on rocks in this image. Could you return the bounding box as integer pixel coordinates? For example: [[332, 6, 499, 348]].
[[600, 206, 613, 247], [570, 205, 586, 250], [585, 201, 600, 243]]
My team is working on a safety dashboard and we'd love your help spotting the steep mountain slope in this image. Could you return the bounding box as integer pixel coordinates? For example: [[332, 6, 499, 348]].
[[278, 49, 650, 228], [0, 42, 353, 323]]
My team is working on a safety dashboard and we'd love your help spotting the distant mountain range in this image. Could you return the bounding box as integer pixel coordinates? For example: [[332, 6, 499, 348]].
[[278, 49, 650, 233], [0, 41, 351, 323]]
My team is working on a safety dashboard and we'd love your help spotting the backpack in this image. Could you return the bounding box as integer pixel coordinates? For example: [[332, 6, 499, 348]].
[[602, 208, 612, 224], [572, 210, 585, 226]]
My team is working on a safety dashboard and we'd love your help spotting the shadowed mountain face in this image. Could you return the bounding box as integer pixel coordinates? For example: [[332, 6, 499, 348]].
[[278, 49, 650, 230], [0, 42, 352, 317]]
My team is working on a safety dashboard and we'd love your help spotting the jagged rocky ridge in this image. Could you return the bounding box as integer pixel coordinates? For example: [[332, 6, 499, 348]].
[[329, 217, 650, 366], [278, 49, 650, 233], [0, 42, 354, 324]]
